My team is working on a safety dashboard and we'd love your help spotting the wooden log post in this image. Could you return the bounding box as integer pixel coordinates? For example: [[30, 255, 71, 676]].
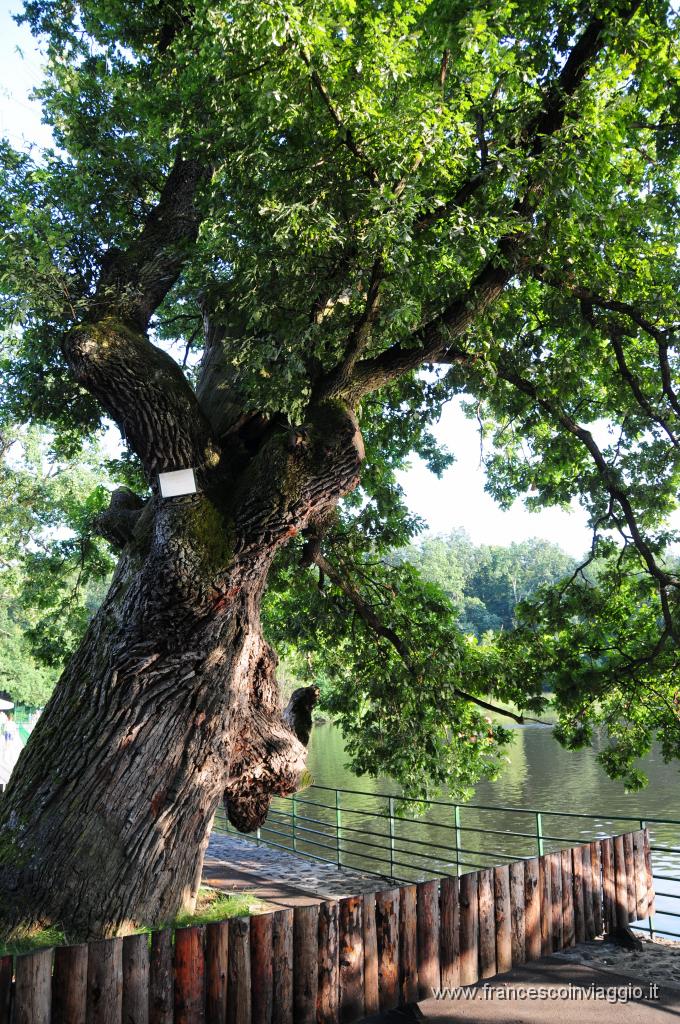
[[623, 833, 637, 920], [338, 897, 364, 1024], [293, 905, 319, 1024], [416, 880, 440, 998], [613, 835, 629, 928], [549, 853, 563, 951], [251, 913, 274, 1024], [572, 847, 586, 945], [272, 909, 294, 1024], [458, 872, 479, 987], [206, 921, 229, 1024], [524, 858, 541, 962], [86, 938, 123, 1024], [601, 838, 615, 933], [52, 945, 88, 1024], [363, 894, 379, 1017], [228, 918, 251, 1024], [398, 886, 418, 1006], [122, 933, 149, 1024], [509, 862, 526, 964], [539, 855, 552, 956], [632, 830, 648, 922], [15, 949, 53, 1024], [317, 902, 339, 1024], [174, 927, 205, 1024], [643, 829, 655, 917], [493, 865, 512, 975], [439, 877, 460, 991], [0, 955, 11, 1024], [176, 928, 205, 1024], [149, 930, 173, 1024], [477, 869, 496, 980], [581, 845, 595, 940], [590, 842, 603, 935], [560, 849, 575, 947], [375, 890, 400, 1013]]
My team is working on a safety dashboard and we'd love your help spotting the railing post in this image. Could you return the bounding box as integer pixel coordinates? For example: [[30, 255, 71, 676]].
[[388, 796, 396, 879], [641, 818, 653, 939], [292, 794, 297, 852], [535, 811, 544, 856], [454, 804, 462, 875], [335, 790, 342, 866]]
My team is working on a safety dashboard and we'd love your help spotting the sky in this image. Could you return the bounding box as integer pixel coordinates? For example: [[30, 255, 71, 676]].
[[0, 5, 53, 152], [395, 402, 593, 556], [0, 6, 605, 559]]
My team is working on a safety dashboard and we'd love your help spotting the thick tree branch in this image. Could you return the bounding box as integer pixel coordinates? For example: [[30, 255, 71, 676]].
[[92, 487, 146, 550], [226, 401, 365, 561], [414, 168, 492, 232], [572, 290, 672, 342], [63, 155, 218, 480], [331, 6, 641, 403], [321, 257, 385, 399], [534, 270, 676, 341], [329, 244, 514, 402], [532, 271, 679, 443], [415, 6, 640, 234], [658, 337, 680, 419], [606, 325, 678, 446], [65, 317, 219, 480], [94, 155, 210, 330]]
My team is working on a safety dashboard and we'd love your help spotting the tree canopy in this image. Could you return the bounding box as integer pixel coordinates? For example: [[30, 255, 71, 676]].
[[1, 0, 679, 801]]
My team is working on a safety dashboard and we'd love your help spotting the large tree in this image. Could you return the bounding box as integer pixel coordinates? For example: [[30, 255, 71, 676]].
[[0, 0, 678, 938]]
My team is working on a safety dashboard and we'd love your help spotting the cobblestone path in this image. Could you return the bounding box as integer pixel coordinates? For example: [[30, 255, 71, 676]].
[[203, 830, 390, 907]]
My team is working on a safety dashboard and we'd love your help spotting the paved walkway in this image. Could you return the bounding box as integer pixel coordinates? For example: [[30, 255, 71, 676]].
[[405, 959, 680, 1022], [203, 830, 390, 908]]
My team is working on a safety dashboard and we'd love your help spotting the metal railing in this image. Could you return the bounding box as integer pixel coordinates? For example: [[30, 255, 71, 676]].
[[213, 784, 680, 942]]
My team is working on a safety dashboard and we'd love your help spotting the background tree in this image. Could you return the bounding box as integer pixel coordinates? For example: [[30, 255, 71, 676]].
[[0, 420, 115, 697], [401, 531, 576, 632], [0, 0, 677, 939]]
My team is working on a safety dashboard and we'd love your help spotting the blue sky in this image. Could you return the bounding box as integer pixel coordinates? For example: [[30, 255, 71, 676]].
[[0, 5, 598, 557]]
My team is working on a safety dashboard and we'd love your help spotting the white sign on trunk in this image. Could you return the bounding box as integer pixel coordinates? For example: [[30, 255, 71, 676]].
[[158, 468, 197, 498]]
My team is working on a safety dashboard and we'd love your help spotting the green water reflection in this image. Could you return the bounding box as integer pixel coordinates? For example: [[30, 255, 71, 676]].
[[306, 721, 680, 824]]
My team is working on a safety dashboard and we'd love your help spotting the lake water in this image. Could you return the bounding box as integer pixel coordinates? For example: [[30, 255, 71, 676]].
[[306, 720, 680, 824], [264, 721, 680, 938]]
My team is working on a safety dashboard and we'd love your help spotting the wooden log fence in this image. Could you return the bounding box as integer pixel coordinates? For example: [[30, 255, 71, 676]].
[[0, 830, 655, 1024]]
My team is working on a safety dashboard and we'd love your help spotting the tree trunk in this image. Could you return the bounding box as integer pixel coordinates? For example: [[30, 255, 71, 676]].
[[0, 154, 366, 938], [0, 396, 364, 940]]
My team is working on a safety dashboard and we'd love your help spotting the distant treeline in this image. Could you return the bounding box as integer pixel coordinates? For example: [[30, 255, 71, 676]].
[[396, 530, 576, 637]]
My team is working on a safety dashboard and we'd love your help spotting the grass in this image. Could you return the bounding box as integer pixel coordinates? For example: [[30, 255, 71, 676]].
[[172, 887, 262, 927], [0, 925, 66, 958], [0, 887, 266, 957]]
